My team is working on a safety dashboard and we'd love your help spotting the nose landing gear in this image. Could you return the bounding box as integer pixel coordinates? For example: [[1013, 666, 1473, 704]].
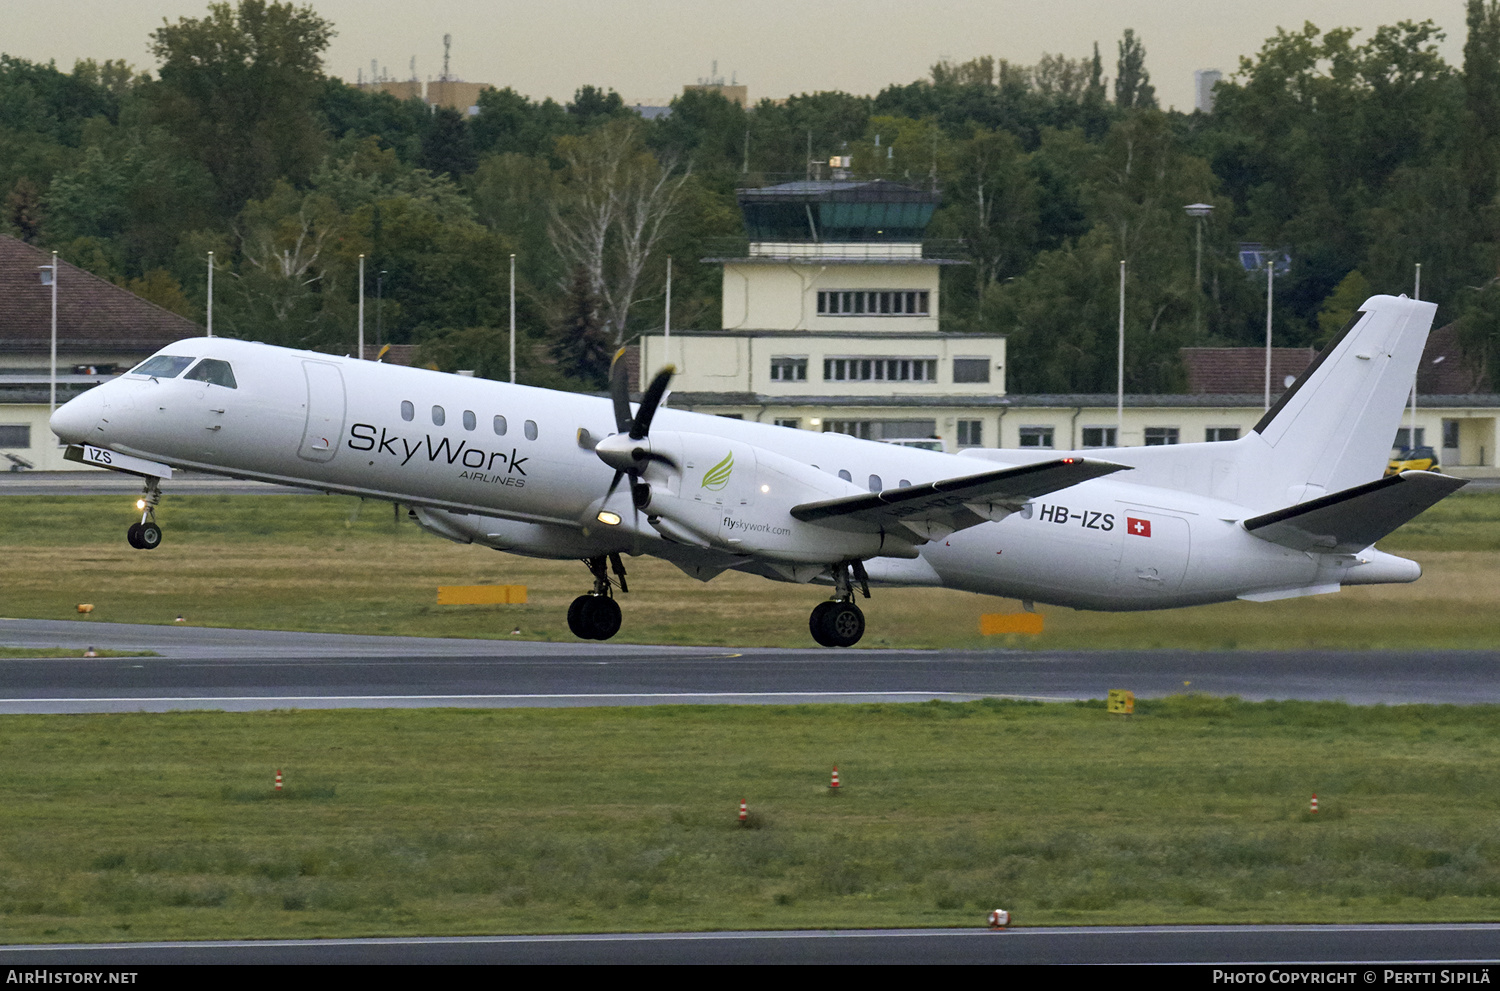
[[567, 552, 628, 640], [809, 560, 870, 648], [126, 477, 163, 550]]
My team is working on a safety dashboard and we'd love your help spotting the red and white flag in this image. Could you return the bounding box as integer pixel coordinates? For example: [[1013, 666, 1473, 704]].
[[1127, 517, 1152, 537]]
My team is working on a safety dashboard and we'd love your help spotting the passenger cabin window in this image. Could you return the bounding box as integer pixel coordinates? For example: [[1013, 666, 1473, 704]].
[[493, 415, 508, 436], [463, 410, 476, 431], [524, 419, 538, 441], [868, 474, 882, 492], [131, 355, 196, 378], [838, 469, 852, 482], [183, 358, 237, 388], [401, 401, 414, 422], [432, 405, 445, 426]]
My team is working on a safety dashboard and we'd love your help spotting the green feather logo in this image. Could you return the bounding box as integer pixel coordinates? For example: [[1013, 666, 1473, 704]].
[[701, 451, 734, 491]]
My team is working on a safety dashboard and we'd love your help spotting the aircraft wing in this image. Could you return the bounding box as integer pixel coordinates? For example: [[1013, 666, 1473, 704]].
[[790, 457, 1131, 542], [1242, 470, 1467, 553]]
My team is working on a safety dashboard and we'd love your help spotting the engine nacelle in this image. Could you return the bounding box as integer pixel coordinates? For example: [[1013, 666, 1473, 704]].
[[637, 431, 920, 563]]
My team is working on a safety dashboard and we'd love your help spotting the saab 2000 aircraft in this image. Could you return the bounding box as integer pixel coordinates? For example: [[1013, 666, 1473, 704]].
[[49, 294, 1464, 646]]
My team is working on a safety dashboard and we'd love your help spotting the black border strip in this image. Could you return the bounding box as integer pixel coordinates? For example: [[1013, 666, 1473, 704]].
[[1242, 472, 1404, 531], [1252, 309, 1368, 435]]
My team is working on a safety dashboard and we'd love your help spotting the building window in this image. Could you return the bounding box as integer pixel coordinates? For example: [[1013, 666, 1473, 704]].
[[825, 420, 874, 439], [774, 418, 800, 429], [1205, 427, 1239, 443], [823, 357, 937, 382], [957, 420, 983, 448], [1144, 427, 1180, 446], [1081, 427, 1117, 448], [952, 358, 991, 384], [524, 419, 538, 440], [770, 356, 807, 381], [0, 425, 30, 448], [493, 415, 508, 435], [462, 410, 477, 431], [432, 405, 445, 427], [1443, 419, 1460, 450], [1019, 426, 1053, 448], [817, 290, 930, 316]]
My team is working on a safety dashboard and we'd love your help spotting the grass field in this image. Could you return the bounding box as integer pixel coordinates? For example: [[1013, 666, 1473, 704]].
[[3, 698, 1500, 942], [1, 491, 1497, 650]]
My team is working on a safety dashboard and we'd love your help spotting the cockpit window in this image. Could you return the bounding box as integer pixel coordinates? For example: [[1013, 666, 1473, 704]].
[[183, 358, 237, 389], [130, 355, 196, 379]]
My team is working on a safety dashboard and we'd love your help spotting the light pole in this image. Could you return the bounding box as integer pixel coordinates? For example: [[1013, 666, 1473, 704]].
[[40, 252, 57, 420], [1264, 251, 1275, 412], [376, 270, 386, 352], [357, 254, 365, 360], [1117, 259, 1126, 441], [206, 250, 214, 338], [509, 253, 516, 385], [1185, 203, 1213, 336]]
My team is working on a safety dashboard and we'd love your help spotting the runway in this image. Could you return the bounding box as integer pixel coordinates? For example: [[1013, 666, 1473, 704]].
[[3, 925, 1499, 965], [1, 617, 1497, 713]]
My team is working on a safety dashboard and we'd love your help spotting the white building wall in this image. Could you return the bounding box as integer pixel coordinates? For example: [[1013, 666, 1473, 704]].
[[720, 260, 940, 333]]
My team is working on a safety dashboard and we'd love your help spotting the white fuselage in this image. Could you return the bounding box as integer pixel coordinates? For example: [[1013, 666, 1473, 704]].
[[50, 337, 1417, 611]]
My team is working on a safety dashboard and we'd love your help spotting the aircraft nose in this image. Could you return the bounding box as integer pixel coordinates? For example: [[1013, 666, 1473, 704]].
[[49, 389, 104, 444]]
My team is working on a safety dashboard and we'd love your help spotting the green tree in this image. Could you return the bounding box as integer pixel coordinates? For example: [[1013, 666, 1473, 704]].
[[1463, 1, 1500, 210], [1114, 29, 1158, 109], [149, 0, 334, 213], [550, 267, 612, 388], [419, 105, 478, 177]]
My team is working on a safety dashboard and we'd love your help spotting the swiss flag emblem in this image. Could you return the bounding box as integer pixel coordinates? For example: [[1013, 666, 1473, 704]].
[[1127, 517, 1152, 537]]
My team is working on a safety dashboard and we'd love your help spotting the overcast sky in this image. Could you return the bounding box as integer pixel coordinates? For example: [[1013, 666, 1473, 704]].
[[2, 1, 1473, 111]]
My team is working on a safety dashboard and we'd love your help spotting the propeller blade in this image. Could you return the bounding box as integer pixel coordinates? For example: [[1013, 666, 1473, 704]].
[[630, 365, 675, 440], [603, 468, 626, 503], [641, 450, 678, 471], [609, 348, 633, 435]]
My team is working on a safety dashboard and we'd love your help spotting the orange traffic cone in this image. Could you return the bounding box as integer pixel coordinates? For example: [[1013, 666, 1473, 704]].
[[738, 799, 747, 824], [1310, 793, 1319, 814], [830, 766, 841, 791], [275, 769, 284, 795]]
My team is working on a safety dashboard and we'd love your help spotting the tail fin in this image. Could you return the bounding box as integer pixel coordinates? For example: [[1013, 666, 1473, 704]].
[[1246, 294, 1435, 505]]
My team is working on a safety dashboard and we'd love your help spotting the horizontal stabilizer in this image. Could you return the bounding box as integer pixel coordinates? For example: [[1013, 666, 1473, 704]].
[[791, 457, 1129, 539], [1242, 470, 1467, 553]]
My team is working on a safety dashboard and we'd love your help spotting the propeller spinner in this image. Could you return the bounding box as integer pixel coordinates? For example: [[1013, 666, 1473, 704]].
[[595, 350, 677, 512]]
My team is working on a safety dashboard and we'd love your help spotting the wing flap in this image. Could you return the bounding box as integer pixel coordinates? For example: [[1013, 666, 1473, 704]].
[[1242, 470, 1467, 553], [791, 457, 1130, 537]]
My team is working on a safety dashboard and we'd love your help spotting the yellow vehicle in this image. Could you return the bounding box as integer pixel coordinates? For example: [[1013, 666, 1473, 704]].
[[1386, 445, 1441, 476]]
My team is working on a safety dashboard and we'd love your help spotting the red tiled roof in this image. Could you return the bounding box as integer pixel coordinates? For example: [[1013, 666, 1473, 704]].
[[1182, 324, 1492, 398], [0, 235, 201, 355], [1181, 347, 1316, 395], [1418, 323, 1491, 395]]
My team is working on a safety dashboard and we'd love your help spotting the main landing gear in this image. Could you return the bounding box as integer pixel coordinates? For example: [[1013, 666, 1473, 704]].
[[567, 553, 629, 640], [810, 560, 871, 648], [126, 477, 163, 550]]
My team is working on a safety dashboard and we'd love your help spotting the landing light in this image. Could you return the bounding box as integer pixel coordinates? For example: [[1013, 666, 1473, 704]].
[[760, 484, 770, 493], [596, 511, 622, 526], [135, 499, 146, 510]]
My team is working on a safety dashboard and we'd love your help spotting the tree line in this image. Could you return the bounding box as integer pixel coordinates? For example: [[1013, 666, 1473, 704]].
[[6, 0, 1500, 394]]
